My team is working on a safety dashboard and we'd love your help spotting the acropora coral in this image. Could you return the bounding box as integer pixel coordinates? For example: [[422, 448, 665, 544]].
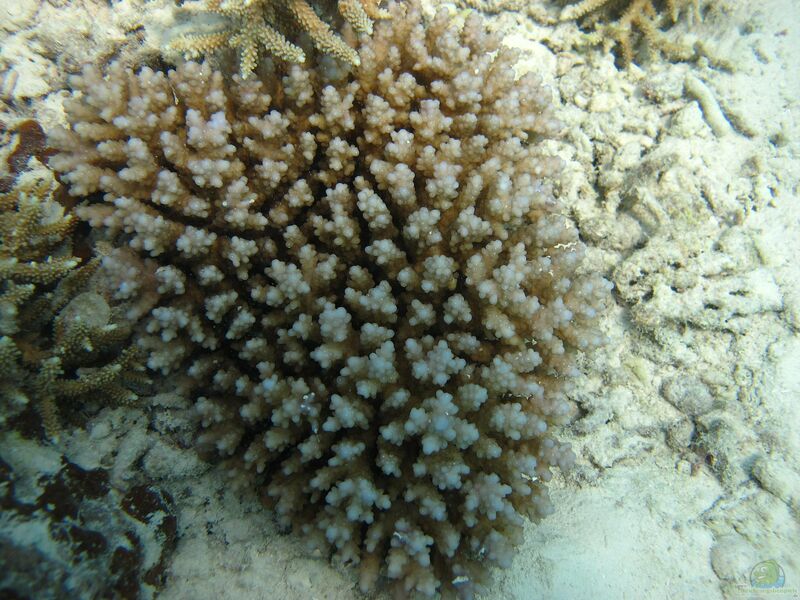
[[0, 170, 140, 440], [49, 1, 612, 596], [562, 0, 702, 65], [171, 0, 389, 78]]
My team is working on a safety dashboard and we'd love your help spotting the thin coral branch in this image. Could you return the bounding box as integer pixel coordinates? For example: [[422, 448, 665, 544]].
[[562, 0, 704, 66], [171, 0, 388, 78]]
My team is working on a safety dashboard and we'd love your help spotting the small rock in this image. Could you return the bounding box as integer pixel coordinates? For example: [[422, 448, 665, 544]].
[[666, 418, 695, 451], [669, 102, 710, 138], [589, 92, 617, 113], [662, 375, 714, 417]]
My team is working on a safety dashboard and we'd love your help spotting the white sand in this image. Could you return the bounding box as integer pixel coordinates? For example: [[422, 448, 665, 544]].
[[1, 0, 798, 598]]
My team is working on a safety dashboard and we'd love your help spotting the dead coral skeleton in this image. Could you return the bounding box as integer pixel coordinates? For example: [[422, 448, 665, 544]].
[[171, 0, 389, 78]]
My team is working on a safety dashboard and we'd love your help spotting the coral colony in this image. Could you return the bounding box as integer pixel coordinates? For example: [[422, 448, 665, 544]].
[[0, 172, 139, 439], [171, 0, 390, 77], [42, 0, 612, 597], [562, 0, 702, 65]]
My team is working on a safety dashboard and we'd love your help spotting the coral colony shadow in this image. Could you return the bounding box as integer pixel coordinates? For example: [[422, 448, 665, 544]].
[[48, 1, 612, 597]]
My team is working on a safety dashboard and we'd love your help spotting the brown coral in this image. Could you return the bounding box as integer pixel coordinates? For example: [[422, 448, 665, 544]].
[[171, 0, 389, 78], [49, 2, 612, 596], [562, 0, 701, 65], [0, 170, 141, 439]]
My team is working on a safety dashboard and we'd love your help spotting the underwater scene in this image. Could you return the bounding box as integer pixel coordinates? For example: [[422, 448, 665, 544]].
[[0, 0, 798, 598]]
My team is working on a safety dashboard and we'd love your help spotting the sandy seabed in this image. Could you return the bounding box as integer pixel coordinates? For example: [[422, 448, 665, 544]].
[[1, 0, 798, 599]]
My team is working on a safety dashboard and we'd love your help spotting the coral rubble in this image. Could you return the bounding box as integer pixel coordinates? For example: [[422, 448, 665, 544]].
[[0, 435, 177, 599], [0, 170, 140, 439], [49, 2, 612, 596], [171, 0, 389, 78]]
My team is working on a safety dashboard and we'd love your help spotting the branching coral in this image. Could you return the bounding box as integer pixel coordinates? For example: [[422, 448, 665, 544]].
[[0, 170, 141, 439], [562, 0, 702, 65], [49, 1, 612, 596], [171, 0, 389, 78]]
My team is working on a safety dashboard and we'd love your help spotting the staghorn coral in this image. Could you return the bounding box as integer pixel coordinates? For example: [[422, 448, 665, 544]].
[[0, 170, 141, 439], [49, 2, 612, 596], [561, 0, 702, 65], [171, 0, 389, 78]]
